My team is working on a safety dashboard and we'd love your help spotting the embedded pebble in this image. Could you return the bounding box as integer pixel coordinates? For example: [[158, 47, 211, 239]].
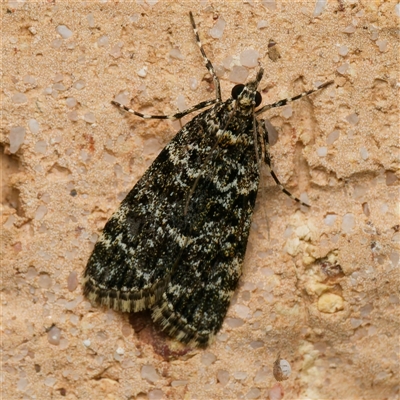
[[56, 25, 73, 39], [338, 45, 349, 56], [137, 67, 147, 78], [201, 352, 217, 366], [84, 112, 96, 123], [87, 13, 95, 27], [233, 371, 247, 380], [316, 147, 327, 157], [281, 106, 292, 119], [234, 304, 251, 319], [346, 113, 359, 125], [360, 303, 373, 317], [39, 273, 52, 289], [169, 47, 184, 60], [47, 326, 61, 345], [396, 4, 400, 17], [341, 213, 355, 233], [17, 378, 28, 391], [98, 35, 109, 47], [313, 0, 327, 17], [240, 49, 259, 68], [257, 20, 268, 29], [12, 93, 28, 104], [44, 377, 57, 387], [28, 119, 40, 134], [273, 358, 291, 381], [326, 130, 339, 144], [343, 24, 356, 34], [324, 214, 337, 226], [209, 17, 226, 39], [337, 63, 349, 75], [262, 0, 277, 10], [229, 66, 248, 84], [217, 369, 229, 386], [350, 318, 363, 328], [9, 127, 26, 153], [360, 147, 369, 160], [318, 293, 344, 313], [35, 140, 47, 154], [148, 390, 164, 400], [269, 384, 283, 400], [35, 205, 48, 220], [189, 77, 199, 91], [73, 80, 86, 90], [376, 40, 388, 52], [67, 271, 79, 292], [23, 75, 36, 85], [141, 365, 160, 383], [246, 387, 261, 399], [67, 111, 79, 121]]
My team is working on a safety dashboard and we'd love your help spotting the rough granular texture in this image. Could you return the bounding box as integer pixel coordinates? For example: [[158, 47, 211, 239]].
[[2, 2, 399, 399]]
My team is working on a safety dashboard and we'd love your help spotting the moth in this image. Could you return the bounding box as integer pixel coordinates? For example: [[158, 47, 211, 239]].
[[83, 12, 332, 347]]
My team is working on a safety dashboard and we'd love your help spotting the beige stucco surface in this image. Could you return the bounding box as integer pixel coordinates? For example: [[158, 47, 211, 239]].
[[2, 1, 399, 399]]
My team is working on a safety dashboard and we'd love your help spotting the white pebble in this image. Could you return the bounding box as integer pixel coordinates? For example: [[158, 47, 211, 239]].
[[217, 369, 230, 385], [28, 119, 40, 134], [51, 39, 63, 49], [360, 147, 369, 160], [246, 387, 261, 399], [17, 378, 28, 391], [350, 318, 362, 328], [47, 326, 61, 345], [176, 94, 186, 112], [66, 97, 77, 108], [23, 75, 36, 85], [9, 127, 26, 154], [240, 49, 259, 68], [98, 35, 109, 47], [83, 339, 91, 347], [73, 79, 86, 90], [148, 389, 164, 400], [12, 92, 28, 104], [116, 347, 125, 355], [35, 205, 48, 220], [341, 213, 355, 233], [281, 105, 292, 119], [337, 63, 349, 75], [229, 66, 249, 84], [43, 377, 57, 387], [39, 273, 52, 289], [209, 17, 226, 39], [338, 45, 348, 56], [324, 214, 337, 226], [233, 371, 247, 380], [109, 45, 122, 59], [342, 24, 356, 34], [225, 317, 244, 328], [141, 365, 160, 383], [326, 130, 339, 144], [316, 147, 327, 157], [346, 113, 359, 125], [87, 13, 95, 27], [257, 20, 268, 29], [35, 140, 47, 154], [262, 0, 277, 11], [84, 112, 96, 123], [396, 4, 400, 17], [201, 352, 217, 366], [169, 47, 184, 60], [56, 25, 73, 39], [376, 40, 388, 52], [67, 111, 79, 121], [137, 66, 147, 78], [313, 0, 327, 17], [189, 77, 198, 90]]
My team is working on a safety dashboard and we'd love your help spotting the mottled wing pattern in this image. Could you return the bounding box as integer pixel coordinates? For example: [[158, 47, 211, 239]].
[[83, 100, 261, 345]]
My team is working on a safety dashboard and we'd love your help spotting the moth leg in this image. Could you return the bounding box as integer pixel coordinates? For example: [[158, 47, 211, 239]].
[[189, 11, 222, 102], [260, 119, 310, 207], [255, 80, 334, 116], [111, 98, 218, 120]]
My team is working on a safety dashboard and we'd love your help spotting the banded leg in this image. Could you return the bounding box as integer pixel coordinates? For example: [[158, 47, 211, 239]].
[[261, 119, 310, 207], [189, 11, 222, 102], [256, 80, 333, 116], [111, 98, 218, 120]]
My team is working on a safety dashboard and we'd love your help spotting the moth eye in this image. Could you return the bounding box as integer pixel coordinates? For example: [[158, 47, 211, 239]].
[[231, 84, 245, 99], [255, 91, 262, 107]]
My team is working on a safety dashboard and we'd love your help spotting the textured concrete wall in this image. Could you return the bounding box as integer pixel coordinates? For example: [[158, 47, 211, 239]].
[[2, 1, 399, 399]]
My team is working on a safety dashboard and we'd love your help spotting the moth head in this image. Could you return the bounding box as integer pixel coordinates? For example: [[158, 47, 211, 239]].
[[231, 68, 264, 110]]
